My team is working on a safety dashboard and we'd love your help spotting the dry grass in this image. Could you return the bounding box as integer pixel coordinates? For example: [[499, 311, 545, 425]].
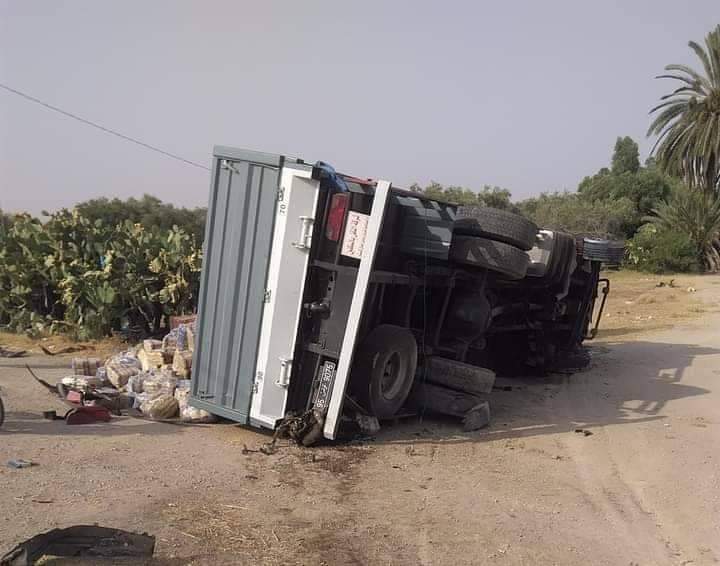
[[0, 331, 127, 361], [594, 270, 720, 340]]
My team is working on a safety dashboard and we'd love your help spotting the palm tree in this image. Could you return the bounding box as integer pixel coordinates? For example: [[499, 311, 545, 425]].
[[647, 188, 720, 271], [648, 25, 720, 192]]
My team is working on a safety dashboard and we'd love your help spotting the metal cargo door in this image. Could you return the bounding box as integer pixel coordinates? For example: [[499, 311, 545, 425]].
[[249, 165, 320, 429], [190, 148, 281, 423]]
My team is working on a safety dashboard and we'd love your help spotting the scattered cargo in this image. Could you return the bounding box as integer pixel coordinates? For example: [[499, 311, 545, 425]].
[[26, 317, 209, 424]]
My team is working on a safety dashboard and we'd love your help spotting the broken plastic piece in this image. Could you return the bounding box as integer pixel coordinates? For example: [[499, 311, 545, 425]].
[[64, 405, 111, 425], [6, 459, 35, 469], [0, 525, 155, 565]]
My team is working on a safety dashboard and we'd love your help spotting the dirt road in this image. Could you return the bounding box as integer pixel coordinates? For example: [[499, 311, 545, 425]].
[[1, 289, 719, 564]]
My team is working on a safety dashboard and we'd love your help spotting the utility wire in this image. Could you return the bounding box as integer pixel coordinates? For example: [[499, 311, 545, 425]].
[[0, 82, 210, 171]]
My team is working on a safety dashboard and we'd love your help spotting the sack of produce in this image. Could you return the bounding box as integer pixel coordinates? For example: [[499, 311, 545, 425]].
[[172, 350, 193, 378], [140, 394, 179, 420], [61, 375, 105, 392], [106, 351, 142, 388], [142, 374, 177, 398], [72, 357, 100, 377], [175, 387, 216, 423]]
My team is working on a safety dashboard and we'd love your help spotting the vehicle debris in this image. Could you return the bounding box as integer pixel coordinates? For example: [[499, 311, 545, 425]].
[[0, 347, 26, 358], [24, 366, 56, 394], [6, 459, 35, 469], [39, 344, 89, 356], [64, 405, 112, 425], [0, 525, 155, 566], [574, 428, 593, 436]]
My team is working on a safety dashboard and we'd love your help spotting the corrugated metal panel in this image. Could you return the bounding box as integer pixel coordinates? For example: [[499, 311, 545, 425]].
[[189, 148, 281, 422]]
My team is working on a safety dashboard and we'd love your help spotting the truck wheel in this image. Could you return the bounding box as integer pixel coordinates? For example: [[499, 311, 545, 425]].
[[353, 325, 418, 419], [450, 235, 529, 280], [454, 207, 538, 251]]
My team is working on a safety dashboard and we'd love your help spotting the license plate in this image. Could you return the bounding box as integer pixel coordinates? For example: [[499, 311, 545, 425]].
[[313, 360, 336, 410]]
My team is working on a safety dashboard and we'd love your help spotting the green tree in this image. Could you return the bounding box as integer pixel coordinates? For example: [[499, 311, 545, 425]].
[[611, 136, 640, 174], [477, 185, 514, 210], [648, 24, 720, 192], [72, 194, 207, 244], [517, 192, 635, 238], [410, 181, 514, 209], [577, 137, 675, 236], [0, 209, 14, 235], [646, 188, 720, 271]]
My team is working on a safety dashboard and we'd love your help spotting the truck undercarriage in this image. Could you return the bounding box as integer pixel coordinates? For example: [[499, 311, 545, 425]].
[[190, 148, 621, 444]]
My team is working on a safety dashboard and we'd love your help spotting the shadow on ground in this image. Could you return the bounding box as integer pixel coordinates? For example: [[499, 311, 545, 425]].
[[1, 340, 716, 445], [369, 339, 717, 446], [0, 410, 221, 437]]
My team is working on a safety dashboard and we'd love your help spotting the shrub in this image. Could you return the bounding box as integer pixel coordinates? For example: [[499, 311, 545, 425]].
[[517, 192, 635, 238], [646, 187, 720, 272], [0, 208, 202, 339], [625, 224, 700, 273]]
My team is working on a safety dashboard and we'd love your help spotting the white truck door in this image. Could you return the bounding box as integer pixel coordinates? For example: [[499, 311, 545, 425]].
[[249, 165, 320, 429]]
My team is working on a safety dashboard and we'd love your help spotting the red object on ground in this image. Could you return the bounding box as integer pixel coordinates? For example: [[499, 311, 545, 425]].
[[65, 405, 112, 425], [65, 390, 84, 404]]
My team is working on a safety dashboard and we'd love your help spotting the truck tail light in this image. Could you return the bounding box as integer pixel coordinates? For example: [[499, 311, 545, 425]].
[[325, 193, 350, 241]]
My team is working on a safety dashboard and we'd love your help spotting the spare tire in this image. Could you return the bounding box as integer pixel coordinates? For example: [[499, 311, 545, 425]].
[[582, 238, 625, 264], [450, 235, 529, 279], [352, 325, 418, 419], [454, 207, 538, 251]]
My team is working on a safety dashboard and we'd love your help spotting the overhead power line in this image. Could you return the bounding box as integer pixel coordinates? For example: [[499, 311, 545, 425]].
[[0, 82, 210, 171]]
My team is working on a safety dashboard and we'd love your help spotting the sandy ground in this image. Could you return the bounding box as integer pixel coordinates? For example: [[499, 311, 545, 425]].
[[594, 270, 720, 340], [1, 272, 719, 565]]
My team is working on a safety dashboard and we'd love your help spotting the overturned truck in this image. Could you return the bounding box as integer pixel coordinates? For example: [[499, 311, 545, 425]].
[[189, 147, 619, 444]]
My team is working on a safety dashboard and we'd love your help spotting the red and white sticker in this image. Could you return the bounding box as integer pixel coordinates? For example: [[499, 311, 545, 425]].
[[340, 211, 370, 259]]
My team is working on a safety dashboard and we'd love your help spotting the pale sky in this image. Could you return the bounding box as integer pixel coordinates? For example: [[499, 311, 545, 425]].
[[1, 1, 716, 215]]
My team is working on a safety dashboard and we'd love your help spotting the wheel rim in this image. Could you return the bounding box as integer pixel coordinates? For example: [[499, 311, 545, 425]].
[[380, 352, 403, 400]]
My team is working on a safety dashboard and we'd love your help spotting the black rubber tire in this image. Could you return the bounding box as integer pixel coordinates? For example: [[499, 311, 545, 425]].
[[352, 325, 418, 419], [454, 207, 538, 251], [450, 235, 529, 280], [582, 238, 625, 264]]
